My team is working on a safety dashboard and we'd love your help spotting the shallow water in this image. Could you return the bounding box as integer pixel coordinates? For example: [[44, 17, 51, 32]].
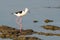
[[0, 0, 60, 40]]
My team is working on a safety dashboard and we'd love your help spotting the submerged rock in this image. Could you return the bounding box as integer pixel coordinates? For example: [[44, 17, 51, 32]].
[[1, 25, 60, 40], [33, 19, 39, 23], [34, 31, 60, 36], [33, 20, 38, 23], [13, 37, 41, 40], [0, 25, 35, 38], [20, 29, 34, 35], [44, 19, 53, 23], [41, 25, 60, 30]]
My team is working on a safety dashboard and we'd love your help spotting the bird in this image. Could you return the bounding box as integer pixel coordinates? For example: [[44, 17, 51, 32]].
[[12, 8, 29, 33]]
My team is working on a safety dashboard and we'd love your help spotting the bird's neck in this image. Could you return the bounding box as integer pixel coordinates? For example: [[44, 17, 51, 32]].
[[24, 8, 28, 13]]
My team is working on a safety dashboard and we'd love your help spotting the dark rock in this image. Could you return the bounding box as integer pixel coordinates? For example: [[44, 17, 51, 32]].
[[44, 19, 53, 23], [13, 37, 42, 40], [20, 29, 34, 35], [41, 25, 60, 30], [33, 20, 38, 23]]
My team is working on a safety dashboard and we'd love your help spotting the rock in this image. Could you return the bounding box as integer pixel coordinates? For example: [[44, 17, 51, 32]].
[[0, 25, 34, 35], [41, 25, 60, 30], [13, 37, 41, 40], [20, 29, 34, 35], [33, 19, 38, 23], [44, 19, 53, 23], [33, 20, 38, 23]]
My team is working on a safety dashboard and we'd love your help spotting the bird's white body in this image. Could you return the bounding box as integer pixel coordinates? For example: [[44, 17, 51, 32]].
[[14, 8, 29, 17]]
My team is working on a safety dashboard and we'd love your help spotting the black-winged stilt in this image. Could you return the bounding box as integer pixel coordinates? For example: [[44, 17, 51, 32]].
[[12, 8, 29, 32]]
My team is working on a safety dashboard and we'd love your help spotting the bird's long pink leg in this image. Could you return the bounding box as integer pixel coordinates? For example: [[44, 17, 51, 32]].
[[20, 16, 22, 32], [16, 17, 20, 27], [16, 17, 22, 33]]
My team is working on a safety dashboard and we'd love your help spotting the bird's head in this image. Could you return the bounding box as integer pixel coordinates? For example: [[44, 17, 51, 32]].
[[25, 8, 31, 13]]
